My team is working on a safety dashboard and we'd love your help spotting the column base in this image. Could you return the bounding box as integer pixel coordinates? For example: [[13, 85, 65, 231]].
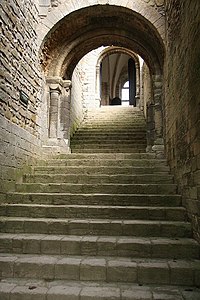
[[42, 138, 71, 155], [152, 138, 165, 158]]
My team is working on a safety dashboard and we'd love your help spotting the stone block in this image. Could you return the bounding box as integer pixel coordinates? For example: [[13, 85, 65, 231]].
[[138, 262, 169, 284], [47, 286, 81, 300], [13, 255, 56, 279], [61, 236, 81, 255], [117, 238, 151, 257], [80, 258, 106, 281], [0, 235, 13, 252], [24, 220, 48, 234], [68, 220, 89, 235], [107, 260, 137, 282], [80, 286, 120, 299], [55, 257, 81, 280], [22, 235, 43, 254], [169, 261, 194, 285], [0, 255, 17, 277], [41, 236, 61, 254], [81, 236, 98, 255], [0, 283, 17, 300], [10, 285, 47, 300], [121, 287, 152, 299], [97, 237, 117, 256], [152, 287, 182, 300]]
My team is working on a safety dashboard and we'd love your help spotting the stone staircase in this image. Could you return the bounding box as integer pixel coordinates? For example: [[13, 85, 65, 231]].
[[0, 106, 200, 299]]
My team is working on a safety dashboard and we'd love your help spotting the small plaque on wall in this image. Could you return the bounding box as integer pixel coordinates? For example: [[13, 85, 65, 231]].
[[20, 90, 29, 106]]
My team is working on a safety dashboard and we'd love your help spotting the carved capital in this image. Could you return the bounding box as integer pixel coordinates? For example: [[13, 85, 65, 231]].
[[63, 80, 72, 92], [46, 76, 63, 93]]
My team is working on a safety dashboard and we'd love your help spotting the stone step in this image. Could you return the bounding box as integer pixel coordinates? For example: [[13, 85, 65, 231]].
[[0, 217, 192, 237], [1, 280, 199, 300], [24, 173, 174, 184], [71, 139, 147, 144], [52, 153, 157, 159], [35, 158, 167, 167], [77, 127, 146, 132], [5, 193, 182, 207], [0, 254, 199, 286], [15, 183, 178, 194], [0, 204, 186, 221], [71, 144, 147, 150], [73, 133, 146, 138], [76, 129, 146, 134], [33, 166, 170, 175], [80, 124, 146, 128], [1, 233, 199, 259], [71, 148, 147, 153]]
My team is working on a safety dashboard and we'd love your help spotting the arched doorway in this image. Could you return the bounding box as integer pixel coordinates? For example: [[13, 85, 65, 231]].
[[39, 4, 165, 154], [95, 47, 140, 107]]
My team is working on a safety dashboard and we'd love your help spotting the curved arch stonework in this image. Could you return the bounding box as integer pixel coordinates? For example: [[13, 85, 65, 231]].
[[37, 0, 165, 48], [95, 46, 141, 105], [39, 5, 165, 78], [40, 2, 165, 155]]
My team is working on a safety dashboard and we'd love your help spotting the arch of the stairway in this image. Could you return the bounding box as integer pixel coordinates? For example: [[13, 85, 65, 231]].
[[41, 4, 165, 154], [95, 47, 141, 107]]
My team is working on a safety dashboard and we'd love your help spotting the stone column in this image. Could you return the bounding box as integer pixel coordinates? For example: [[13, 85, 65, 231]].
[[151, 75, 164, 157], [146, 102, 155, 152], [44, 77, 71, 154], [47, 77, 62, 138], [61, 80, 72, 140], [95, 65, 101, 106]]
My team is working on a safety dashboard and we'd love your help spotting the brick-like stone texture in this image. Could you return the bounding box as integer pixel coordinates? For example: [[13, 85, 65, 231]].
[[164, 0, 200, 241], [0, 115, 41, 200], [0, 0, 42, 135], [70, 65, 85, 137], [0, 1, 44, 197]]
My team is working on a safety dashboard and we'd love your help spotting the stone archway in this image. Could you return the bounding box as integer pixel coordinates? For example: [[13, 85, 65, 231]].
[[95, 47, 141, 107], [39, 4, 165, 154]]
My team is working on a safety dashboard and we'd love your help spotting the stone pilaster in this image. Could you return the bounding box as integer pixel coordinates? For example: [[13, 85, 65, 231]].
[[47, 77, 62, 138], [44, 77, 72, 154], [151, 75, 164, 157]]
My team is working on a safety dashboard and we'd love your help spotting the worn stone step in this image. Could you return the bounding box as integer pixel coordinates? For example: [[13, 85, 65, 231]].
[[1, 233, 199, 259], [71, 139, 147, 144], [0, 254, 199, 286], [51, 153, 157, 160], [79, 125, 146, 129], [33, 166, 170, 175], [77, 125, 146, 129], [5, 193, 182, 207], [1, 279, 199, 300], [0, 217, 192, 237], [35, 158, 167, 167], [78, 120, 145, 124], [24, 173, 174, 184], [15, 183, 178, 194], [0, 204, 186, 221], [73, 133, 146, 139], [76, 129, 146, 135], [71, 148, 147, 153], [71, 144, 147, 150]]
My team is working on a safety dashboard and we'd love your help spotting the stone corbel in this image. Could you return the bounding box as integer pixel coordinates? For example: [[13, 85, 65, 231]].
[[46, 76, 63, 91], [63, 80, 72, 93]]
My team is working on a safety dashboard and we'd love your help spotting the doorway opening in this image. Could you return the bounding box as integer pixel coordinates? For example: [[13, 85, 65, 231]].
[[99, 52, 138, 106]]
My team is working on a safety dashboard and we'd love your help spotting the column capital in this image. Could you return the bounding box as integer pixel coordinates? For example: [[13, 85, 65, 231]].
[[46, 76, 63, 93], [63, 80, 72, 92]]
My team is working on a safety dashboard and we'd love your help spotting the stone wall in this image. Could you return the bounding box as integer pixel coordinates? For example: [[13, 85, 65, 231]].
[[164, 0, 200, 241], [1, 0, 42, 135], [70, 65, 85, 138], [0, 115, 41, 202], [0, 0, 42, 197]]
